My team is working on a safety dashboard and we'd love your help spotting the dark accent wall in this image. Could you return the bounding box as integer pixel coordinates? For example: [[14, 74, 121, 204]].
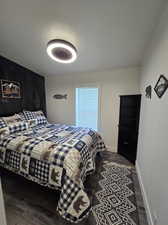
[[0, 55, 46, 117]]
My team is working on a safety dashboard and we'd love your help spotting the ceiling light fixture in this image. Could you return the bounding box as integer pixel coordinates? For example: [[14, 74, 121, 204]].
[[47, 39, 77, 64]]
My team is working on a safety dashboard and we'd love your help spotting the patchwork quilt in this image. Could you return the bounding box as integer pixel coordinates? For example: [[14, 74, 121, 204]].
[[0, 123, 106, 222]]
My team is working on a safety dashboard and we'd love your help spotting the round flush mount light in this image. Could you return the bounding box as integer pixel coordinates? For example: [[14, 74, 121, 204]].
[[47, 39, 77, 63]]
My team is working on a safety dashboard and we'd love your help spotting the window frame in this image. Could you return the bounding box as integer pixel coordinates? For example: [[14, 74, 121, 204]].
[[75, 84, 101, 132]]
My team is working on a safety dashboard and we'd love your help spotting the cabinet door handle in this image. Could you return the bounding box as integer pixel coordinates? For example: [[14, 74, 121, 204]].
[[124, 142, 128, 145]]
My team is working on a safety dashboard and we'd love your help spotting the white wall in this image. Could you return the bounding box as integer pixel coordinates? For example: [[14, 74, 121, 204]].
[[137, 3, 168, 225], [46, 67, 140, 152]]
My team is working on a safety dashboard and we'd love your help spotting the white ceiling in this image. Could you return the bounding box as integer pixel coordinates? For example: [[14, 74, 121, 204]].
[[0, 0, 166, 76]]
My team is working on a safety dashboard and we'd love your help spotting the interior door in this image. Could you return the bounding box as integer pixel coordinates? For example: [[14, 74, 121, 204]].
[[118, 95, 141, 164]]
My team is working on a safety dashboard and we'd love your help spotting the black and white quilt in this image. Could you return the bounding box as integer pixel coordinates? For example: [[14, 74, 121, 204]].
[[0, 123, 106, 222]]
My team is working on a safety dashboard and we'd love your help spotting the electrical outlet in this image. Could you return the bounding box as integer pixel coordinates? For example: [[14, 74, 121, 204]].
[[153, 211, 158, 225]]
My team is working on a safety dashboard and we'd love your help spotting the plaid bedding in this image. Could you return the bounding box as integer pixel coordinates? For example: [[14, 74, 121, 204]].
[[0, 123, 106, 222]]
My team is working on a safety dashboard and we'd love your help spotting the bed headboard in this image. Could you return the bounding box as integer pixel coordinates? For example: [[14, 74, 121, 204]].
[[0, 55, 46, 117]]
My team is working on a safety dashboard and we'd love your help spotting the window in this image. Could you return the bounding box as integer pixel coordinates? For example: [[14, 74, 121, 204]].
[[75, 87, 99, 131]]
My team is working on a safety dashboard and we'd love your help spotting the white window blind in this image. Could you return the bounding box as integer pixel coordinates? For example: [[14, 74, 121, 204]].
[[76, 87, 99, 131]]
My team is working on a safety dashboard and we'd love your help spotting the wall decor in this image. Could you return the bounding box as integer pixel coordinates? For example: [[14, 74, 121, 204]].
[[1, 80, 21, 99], [53, 94, 67, 100], [154, 75, 168, 98], [145, 85, 152, 99]]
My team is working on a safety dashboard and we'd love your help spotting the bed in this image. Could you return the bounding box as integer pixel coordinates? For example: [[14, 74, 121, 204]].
[[0, 111, 106, 222]]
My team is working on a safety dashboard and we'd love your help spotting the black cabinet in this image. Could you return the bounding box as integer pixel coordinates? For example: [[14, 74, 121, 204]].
[[117, 95, 141, 164]]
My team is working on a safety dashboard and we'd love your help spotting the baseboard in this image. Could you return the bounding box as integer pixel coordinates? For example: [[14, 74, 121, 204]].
[[136, 162, 153, 225]]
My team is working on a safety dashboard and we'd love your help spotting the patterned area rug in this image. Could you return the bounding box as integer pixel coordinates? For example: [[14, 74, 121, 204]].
[[1, 152, 148, 225], [92, 161, 139, 225]]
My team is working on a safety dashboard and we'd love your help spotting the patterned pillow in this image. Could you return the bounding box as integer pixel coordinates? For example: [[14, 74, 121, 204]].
[[16, 111, 37, 128], [8, 121, 29, 134], [0, 114, 28, 138], [23, 110, 48, 126], [0, 117, 8, 138], [17, 112, 26, 121], [3, 114, 23, 125], [0, 125, 9, 138], [0, 119, 7, 129]]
